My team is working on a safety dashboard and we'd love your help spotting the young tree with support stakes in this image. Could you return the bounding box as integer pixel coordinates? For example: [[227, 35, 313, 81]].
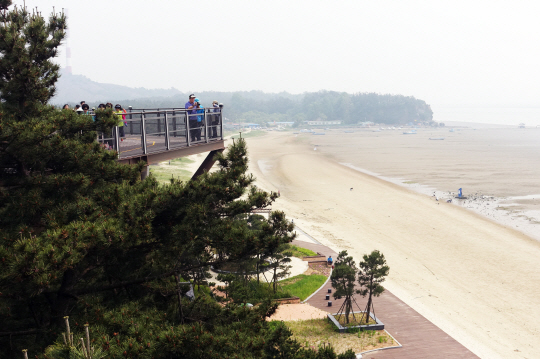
[[330, 250, 361, 324], [358, 250, 390, 325]]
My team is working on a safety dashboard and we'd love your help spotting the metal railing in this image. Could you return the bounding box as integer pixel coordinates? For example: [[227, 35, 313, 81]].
[[96, 107, 223, 159]]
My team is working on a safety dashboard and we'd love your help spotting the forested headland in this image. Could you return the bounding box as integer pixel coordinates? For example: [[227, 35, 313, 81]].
[[55, 72, 434, 126]]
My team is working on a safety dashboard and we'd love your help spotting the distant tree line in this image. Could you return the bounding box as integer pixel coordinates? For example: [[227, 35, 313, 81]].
[[80, 90, 433, 126]]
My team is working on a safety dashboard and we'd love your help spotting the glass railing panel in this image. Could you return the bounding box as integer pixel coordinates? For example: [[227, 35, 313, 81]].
[[118, 118, 144, 158], [142, 114, 167, 154], [168, 112, 189, 149]]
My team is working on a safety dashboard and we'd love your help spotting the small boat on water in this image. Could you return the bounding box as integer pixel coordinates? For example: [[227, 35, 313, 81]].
[[403, 130, 417, 134], [344, 130, 354, 133], [312, 132, 326, 135], [429, 137, 445, 140]]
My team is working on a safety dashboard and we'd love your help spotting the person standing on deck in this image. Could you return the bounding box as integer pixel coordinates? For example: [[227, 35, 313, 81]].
[[185, 94, 198, 142], [194, 98, 204, 141], [211, 100, 220, 138], [114, 104, 125, 140], [81, 103, 91, 114]]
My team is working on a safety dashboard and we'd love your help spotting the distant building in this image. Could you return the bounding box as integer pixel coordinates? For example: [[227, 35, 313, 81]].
[[359, 121, 375, 126], [267, 121, 295, 127], [223, 123, 243, 130], [307, 120, 341, 126], [245, 123, 260, 129]]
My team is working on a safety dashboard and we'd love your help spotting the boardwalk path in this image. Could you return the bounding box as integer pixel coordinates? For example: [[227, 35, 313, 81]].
[[293, 239, 479, 359]]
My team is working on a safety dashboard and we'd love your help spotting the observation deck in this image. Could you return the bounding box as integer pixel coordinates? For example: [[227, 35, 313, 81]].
[[99, 107, 225, 178]]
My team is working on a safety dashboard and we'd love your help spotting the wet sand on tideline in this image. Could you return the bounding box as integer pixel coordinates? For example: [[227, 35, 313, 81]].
[[244, 131, 540, 359]]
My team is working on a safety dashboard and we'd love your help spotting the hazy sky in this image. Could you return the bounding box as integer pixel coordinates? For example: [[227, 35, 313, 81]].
[[12, 0, 540, 108]]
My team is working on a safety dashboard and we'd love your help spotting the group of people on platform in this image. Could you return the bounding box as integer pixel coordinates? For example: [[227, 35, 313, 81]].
[[185, 94, 222, 142], [62, 101, 127, 138], [61, 96, 222, 144]]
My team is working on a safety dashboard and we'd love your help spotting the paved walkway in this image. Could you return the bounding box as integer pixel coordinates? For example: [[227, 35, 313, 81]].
[[292, 239, 479, 359]]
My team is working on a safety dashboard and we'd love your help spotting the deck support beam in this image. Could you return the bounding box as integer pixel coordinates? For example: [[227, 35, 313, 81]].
[[141, 165, 150, 180], [191, 149, 224, 180]]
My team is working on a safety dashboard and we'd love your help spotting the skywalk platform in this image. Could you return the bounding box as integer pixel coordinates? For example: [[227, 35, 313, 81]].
[[101, 107, 226, 177]]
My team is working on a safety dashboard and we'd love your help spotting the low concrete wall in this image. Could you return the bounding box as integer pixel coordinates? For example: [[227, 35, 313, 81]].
[[308, 260, 331, 266], [327, 311, 384, 332], [273, 296, 301, 304], [302, 255, 326, 261]]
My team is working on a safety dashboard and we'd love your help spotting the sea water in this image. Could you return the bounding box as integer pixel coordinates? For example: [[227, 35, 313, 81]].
[[433, 105, 540, 127]]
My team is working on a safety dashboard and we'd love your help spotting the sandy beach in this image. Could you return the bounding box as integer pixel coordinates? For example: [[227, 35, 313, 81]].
[[244, 130, 540, 359]]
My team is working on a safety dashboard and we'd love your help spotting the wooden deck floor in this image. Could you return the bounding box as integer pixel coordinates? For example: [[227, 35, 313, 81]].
[[292, 239, 479, 358]]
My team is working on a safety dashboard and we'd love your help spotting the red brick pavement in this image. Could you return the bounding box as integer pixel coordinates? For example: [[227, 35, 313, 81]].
[[292, 239, 479, 359]]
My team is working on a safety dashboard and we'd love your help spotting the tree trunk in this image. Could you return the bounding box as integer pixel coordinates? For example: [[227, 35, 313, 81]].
[[256, 254, 260, 285], [273, 267, 277, 293], [345, 297, 351, 324], [51, 269, 77, 324], [174, 274, 185, 324], [365, 291, 372, 325]]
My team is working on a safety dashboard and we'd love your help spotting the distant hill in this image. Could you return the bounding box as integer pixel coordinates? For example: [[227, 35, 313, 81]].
[[51, 71, 433, 125], [52, 70, 181, 105]]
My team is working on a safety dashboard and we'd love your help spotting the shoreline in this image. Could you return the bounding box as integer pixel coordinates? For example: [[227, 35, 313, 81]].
[[339, 162, 540, 244], [245, 131, 540, 359], [299, 126, 540, 245]]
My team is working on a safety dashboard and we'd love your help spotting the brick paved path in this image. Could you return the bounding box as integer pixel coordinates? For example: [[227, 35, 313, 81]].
[[292, 239, 479, 358]]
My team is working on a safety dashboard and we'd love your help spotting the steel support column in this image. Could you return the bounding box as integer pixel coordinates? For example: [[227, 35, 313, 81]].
[[191, 149, 224, 180], [140, 165, 150, 180]]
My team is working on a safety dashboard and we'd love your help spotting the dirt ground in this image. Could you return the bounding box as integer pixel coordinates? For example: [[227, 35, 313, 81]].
[[268, 303, 329, 321]]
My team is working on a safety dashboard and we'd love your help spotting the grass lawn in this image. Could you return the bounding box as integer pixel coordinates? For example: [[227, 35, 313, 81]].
[[283, 318, 397, 354], [280, 274, 327, 301], [284, 244, 318, 258], [149, 157, 195, 183]]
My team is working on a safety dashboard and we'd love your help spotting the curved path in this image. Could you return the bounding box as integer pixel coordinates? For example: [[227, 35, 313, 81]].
[[293, 238, 478, 358]]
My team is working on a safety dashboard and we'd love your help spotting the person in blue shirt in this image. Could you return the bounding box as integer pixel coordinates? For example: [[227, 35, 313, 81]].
[[185, 94, 199, 142], [194, 98, 204, 141], [327, 256, 333, 266]]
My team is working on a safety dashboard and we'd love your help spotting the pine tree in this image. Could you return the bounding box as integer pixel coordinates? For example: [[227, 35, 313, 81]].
[[0, 3, 145, 355], [358, 250, 389, 325], [330, 250, 360, 324], [0, 1, 65, 119]]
